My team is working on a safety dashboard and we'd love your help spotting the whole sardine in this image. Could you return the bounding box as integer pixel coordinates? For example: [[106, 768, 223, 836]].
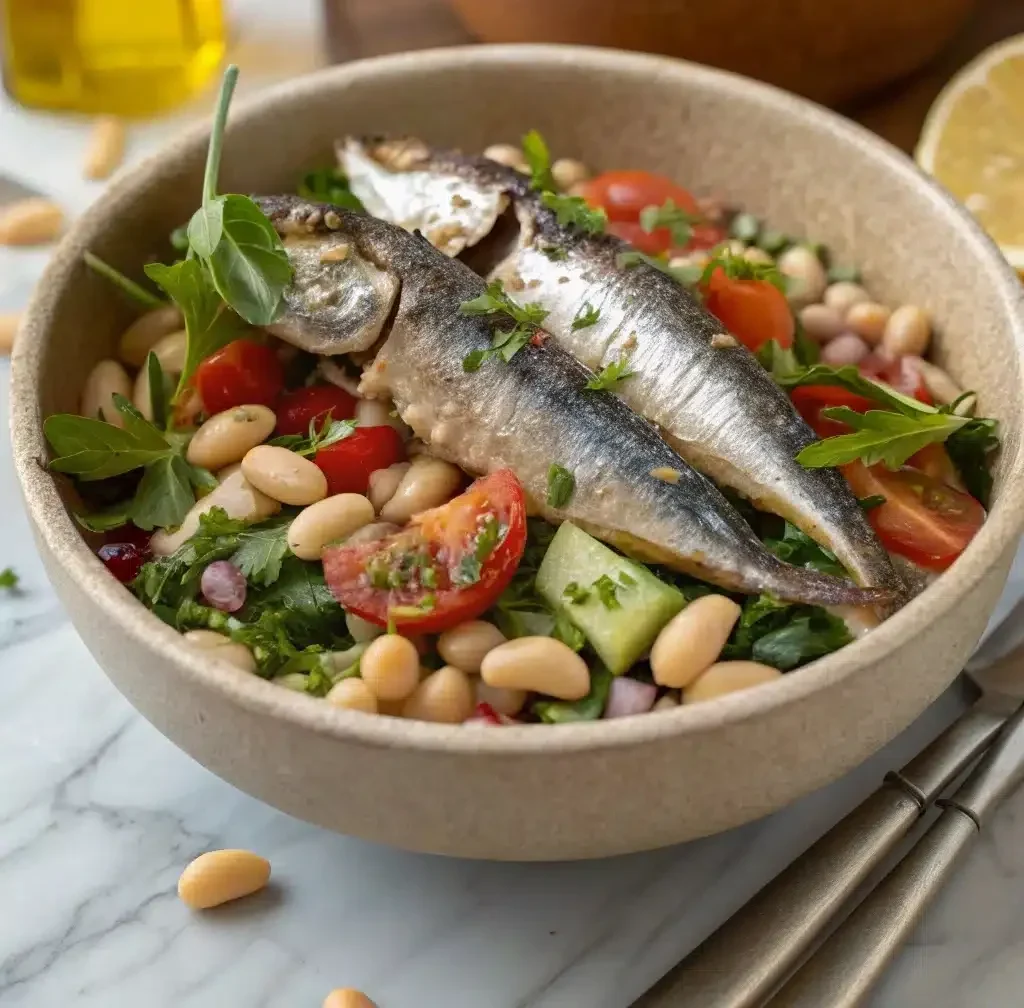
[[256, 194, 892, 607], [339, 138, 904, 599]]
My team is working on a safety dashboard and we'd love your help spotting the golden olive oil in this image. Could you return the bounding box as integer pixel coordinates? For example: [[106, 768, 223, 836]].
[[1, 0, 226, 115]]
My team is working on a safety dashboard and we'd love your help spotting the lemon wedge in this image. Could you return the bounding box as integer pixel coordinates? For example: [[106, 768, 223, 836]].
[[915, 34, 1024, 274]]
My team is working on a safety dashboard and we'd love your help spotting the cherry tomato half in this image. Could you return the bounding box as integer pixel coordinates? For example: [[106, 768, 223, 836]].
[[682, 222, 728, 252], [579, 170, 699, 223], [607, 220, 675, 256], [275, 384, 357, 436], [703, 267, 795, 352], [323, 469, 527, 634], [790, 385, 875, 437], [195, 339, 284, 415], [842, 460, 984, 571], [313, 425, 405, 495]]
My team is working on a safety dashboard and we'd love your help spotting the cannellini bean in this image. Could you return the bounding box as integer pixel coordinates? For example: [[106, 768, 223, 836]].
[[799, 303, 846, 343], [824, 281, 870, 317], [650, 595, 742, 688], [151, 329, 188, 372], [182, 629, 257, 672], [288, 493, 375, 560], [177, 849, 271, 909], [342, 521, 401, 547], [0, 197, 63, 245], [323, 990, 377, 1008], [483, 143, 528, 172], [0, 312, 20, 354], [653, 692, 680, 711], [778, 246, 827, 307], [402, 665, 475, 723], [118, 304, 183, 366], [241, 445, 328, 506], [346, 611, 384, 643], [151, 471, 280, 555], [820, 332, 870, 366], [80, 359, 132, 427], [684, 660, 782, 703], [552, 157, 590, 190], [474, 678, 527, 716], [132, 365, 155, 420], [438, 620, 507, 673], [187, 405, 276, 471], [83, 116, 125, 180], [326, 677, 379, 713], [845, 301, 890, 344], [379, 456, 463, 523], [481, 637, 590, 700], [355, 397, 411, 437], [914, 357, 963, 405], [360, 634, 421, 701], [367, 462, 411, 514], [882, 304, 931, 357], [668, 251, 709, 271]]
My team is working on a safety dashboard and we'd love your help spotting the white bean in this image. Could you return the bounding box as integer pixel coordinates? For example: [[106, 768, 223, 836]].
[[683, 660, 782, 703], [799, 303, 846, 343], [0, 312, 19, 355], [475, 678, 526, 716], [845, 301, 890, 344], [481, 637, 590, 700], [80, 359, 132, 427], [323, 990, 377, 1008], [368, 462, 411, 514], [151, 471, 280, 555], [437, 620, 507, 673], [132, 365, 155, 420], [187, 405, 276, 471], [778, 246, 827, 307], [346, 611, 384, 643], [742, 246, 774, 266], [652, 693, 680, 711], [177, 849, 270, 909], [342, 521, 400, 547], [182, 629, 257, 673], [288, 493, 375, 560], [820, 333, 870, 366], [650, 595, 742, 688], [360, 634, 420, 701], [882, 305, 931, 357], [379, 456, 462, 523], [241, 445, 328, 506], [118, 304, 183, 367], [355, 397, 411, 437], [914, 358, 963, 405], [484, 143, 528, 172], [326, 677, 379, 713], [151, 329, 188, 372], [823, 281, 870, 317], [402, 665, 475, 723], [0, 197, 63, 245], [82, 116, 125, 180], [551, 157, 590, 190]]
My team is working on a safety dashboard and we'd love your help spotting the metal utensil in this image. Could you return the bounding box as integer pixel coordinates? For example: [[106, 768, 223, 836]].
[[635, 595, 1024, 1008]]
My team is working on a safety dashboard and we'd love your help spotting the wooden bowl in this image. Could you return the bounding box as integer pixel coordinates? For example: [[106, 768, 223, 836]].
[[447, 0, 978, 105], [12, 45, 1024, 860]]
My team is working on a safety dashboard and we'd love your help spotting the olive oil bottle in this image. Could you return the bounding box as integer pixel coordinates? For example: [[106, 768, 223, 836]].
[[1, 0, 226, 115]]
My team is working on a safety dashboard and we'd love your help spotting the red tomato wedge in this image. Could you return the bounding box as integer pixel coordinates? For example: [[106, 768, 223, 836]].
[[579, 170, 699, 222], [313, 426, 405, 495], [323, 470, 527, 633], [681, 222, 728, 252], [703, 267, 795, 352], [275, 384, 357, 436], [195, 339, 284, 415], [842, 461, 984, 571], [607, 220, 675, 255]]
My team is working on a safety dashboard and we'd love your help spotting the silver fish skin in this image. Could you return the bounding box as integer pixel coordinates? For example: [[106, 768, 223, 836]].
[[336, 137, 904, 600], [256, 194, 893, 608]]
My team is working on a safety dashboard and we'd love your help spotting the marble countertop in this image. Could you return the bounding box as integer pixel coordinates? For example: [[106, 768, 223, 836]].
[[4, 4, 1024, 1005]]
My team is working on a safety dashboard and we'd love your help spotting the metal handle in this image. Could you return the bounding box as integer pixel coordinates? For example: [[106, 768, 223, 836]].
[[634, 704, 1004, 1008], [770, 698, 1024, 1007]]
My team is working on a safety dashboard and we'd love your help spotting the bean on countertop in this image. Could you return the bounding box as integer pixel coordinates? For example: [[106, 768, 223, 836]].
[[0, 197, 63, 245], [323, 990, 378, 1008], [177, 849, 271, 909]]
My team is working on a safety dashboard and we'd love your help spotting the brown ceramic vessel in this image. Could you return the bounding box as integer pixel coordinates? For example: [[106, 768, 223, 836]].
[[11, 45, 1024, 860]]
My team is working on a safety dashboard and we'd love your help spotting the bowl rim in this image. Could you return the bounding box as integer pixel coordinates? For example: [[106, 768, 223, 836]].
[[12, 42, 1024, 756]]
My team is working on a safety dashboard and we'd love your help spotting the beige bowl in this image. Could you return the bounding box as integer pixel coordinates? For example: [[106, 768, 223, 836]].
[[12, 45, 1024, 860]]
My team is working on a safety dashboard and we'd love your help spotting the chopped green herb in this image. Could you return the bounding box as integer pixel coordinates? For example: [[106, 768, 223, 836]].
[[546, 463, 575, 509], [540, 191, 607, 234], [562, 581, 590, 604], [593, 573, 620, 610], [945, 416, 1000, 506], [521, 129, 555, 192], [540, 244, 568, 261], [615, 249, 698, 287], [729, 212, 761, 244], [618, 571, 637, 587], [858, 495, 886, 511], [298, 166, 365, 211], [268, 416, 356, 456], [83, 252, 165, 310], [827, 263, 861, 284], [571, 302, 601, 330], [700, 247, 786, 293], [639, 198, 696, 246], [584, 355, 635, 392], [533, 665, 612, 723], [232, 518, 292, 587], [762, 522, 846, 579], [0, 567, 18, 590], [459, 281, 548, 327]]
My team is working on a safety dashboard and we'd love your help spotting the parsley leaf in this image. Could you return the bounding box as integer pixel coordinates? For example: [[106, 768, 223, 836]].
[[268, 416, 356, 456], [540, 191, 607, 234], [639, 198, 695, 246], [232, 517, 292, 587], [533, 664, 612, 723], [298, 166, 365, 211], [521, 129, 555, 192], [762, 522, 847, 578], [774, 362, 938, 417], [585, 356, 635, 392], [460, 280, 548, 369], [593, 573, 621, 610], [859, 495, 886, 511], [615, 249, 698, 287], [946, 416, 1000, 506], [797, 408, 969, 470], [0, 567, 18, 589], [700, 247, 786, 292], [546, 464, 575, 509], [572, 302, 601, 330], [129, 453, 195, 530], [540, 244, 568, 261], [752, 612, 851, 671]]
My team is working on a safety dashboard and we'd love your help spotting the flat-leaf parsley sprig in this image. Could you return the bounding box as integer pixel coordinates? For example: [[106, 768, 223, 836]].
[[460, 280, 550, 371]]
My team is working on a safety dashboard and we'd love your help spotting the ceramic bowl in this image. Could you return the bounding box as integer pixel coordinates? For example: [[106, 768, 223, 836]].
[[12, 45, 1024, 860]]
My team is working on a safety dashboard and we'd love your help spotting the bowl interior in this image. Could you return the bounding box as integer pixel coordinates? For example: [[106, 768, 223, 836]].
[[15, 45, 1024, 752]]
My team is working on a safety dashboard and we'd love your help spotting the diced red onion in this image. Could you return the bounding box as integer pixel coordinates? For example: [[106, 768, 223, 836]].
[[201, 560, 247, 612], [464, 702, 516, 726], [604, 677, 658, 719]]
